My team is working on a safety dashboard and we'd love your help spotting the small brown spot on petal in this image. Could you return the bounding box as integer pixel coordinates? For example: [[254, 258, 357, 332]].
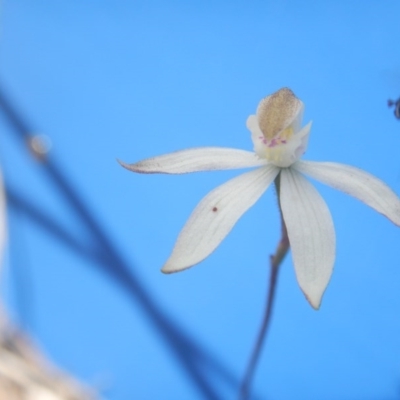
[[212, 207, 218, 212]]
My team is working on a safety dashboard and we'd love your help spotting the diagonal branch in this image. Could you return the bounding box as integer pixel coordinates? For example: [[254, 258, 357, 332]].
[[0, 83, 239, 399]]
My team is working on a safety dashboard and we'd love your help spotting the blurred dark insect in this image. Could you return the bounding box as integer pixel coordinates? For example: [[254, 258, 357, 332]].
[[388, 97, 400, 119]]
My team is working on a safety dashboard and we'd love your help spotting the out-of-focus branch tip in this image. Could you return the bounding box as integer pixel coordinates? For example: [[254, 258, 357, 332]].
[[26, 134, 52, 162], [0, 307, 99, 400]]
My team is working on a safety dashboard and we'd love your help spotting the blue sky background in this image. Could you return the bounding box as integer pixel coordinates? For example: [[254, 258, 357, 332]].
[[1, 1, 400, 399]]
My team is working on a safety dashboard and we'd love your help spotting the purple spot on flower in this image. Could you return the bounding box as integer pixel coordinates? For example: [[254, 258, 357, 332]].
[[268, 138, 279, 148]]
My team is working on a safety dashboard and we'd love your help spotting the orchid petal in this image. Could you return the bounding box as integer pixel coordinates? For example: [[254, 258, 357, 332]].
[[162, 165, 280, 273], [295, 160, 400, 226], [119, 147, 267, 174], [247, 115, 266, 158], [280, 168, 335, 309]]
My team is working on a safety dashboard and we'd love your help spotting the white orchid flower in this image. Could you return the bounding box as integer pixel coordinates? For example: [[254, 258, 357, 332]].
[[120, 88, 400, 309]]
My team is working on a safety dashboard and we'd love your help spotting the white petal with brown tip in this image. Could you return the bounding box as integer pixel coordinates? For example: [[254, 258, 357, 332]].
[[280, 168, 335, 309], [295, 160, 400, 226], [119, 147, 267, 174], [162, 165, 280, 273]]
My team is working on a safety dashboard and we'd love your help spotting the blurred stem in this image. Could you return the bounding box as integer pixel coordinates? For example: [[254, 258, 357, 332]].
[[239, 172, 289, 400]]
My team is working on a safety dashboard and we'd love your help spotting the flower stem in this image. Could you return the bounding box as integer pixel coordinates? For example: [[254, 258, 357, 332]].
[[238, 174, 289, 400]]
